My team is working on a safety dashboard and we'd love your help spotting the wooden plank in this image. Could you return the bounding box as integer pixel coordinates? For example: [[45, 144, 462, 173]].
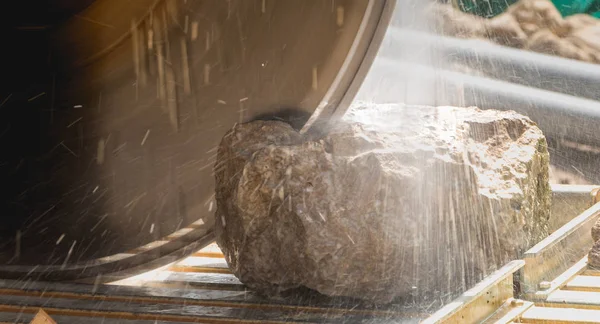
[[528, 256, 588, 301], [192, 243, 224, 258], [546, 290, 600, 307], [0, 294, 385, 323], [143, 271, 245, 290], [30, 309, 57, 324], [0, 285, 410, 319], [480, 299, 533, 324], [127, 240, 170, 254], [5, 310, 193, 324], [169, 266, 232, 274], [565, 275, 600, 292], [422, 260, 524, 324], [520, 306, 600, 323], [582, 268, 600, 277], [0, 279, 407, 315], [550, 185, 598, 232], [165, 228, 195, 240], [175, 256, 229, 269], [0, 304, 303, 324], [521, 202, 600, 294]]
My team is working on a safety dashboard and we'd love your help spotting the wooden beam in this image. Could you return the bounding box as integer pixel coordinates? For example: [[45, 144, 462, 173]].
[[30, 309, 57, 324], [527, 256, 588, 301], [520, 306, 600, 323], [423, 260, 524, 324], [521, 203, 600, 295]]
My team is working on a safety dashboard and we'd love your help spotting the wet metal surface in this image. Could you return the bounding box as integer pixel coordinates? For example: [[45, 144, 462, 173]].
[[0, 244, 426, 323], [0, 0, 389, 273]]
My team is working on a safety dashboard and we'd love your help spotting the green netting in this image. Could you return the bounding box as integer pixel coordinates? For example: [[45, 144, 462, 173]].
[[455, 0, 600, 18], [552, 0, 594, 16], [455, 0, 518, 17]]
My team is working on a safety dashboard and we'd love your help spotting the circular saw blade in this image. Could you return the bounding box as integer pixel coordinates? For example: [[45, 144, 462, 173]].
[[0, 0, 392, 280]]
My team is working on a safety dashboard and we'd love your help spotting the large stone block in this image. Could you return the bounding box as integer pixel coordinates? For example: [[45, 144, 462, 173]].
[[214, 104, 551, 303]]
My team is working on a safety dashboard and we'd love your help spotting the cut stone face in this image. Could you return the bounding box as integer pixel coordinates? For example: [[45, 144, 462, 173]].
[[215, 104, 551, 303]]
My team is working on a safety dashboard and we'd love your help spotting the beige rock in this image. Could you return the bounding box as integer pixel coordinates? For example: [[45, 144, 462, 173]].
[[507, 0, 569, 36], [565, 14, 598, 32], [526, 30, 592, 62], [485, 13, 528, 48], [592, 218, 600, 243], [589, 240, 600, 269], [428, 1, 600, 64], [215, 104, 551, 303], [568, 25, 600, 62], [428, 3, 487, 38]]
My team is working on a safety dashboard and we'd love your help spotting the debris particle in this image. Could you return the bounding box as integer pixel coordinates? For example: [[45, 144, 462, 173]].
[[191, 21, 199, 40], [336, 6, 344, 27], [346, 233, 355, 245], [73, 104, 83, 108], [148, 30, 154, 49], [204, 63, 210, 85], [61, 240, 77, 269], [97, 139, 105, 165], [205, 31, 210, 51], [56, 233, 65, 245], [150, 223, 155, 233], [28, 92, 46, 102], [181, 38, 191, 95], [60, 141, 78, 157], [312, 66, 318, 90], [208, 201, 214, 211], [141, 129, 151, 146], [217, 100, 227, 105], [0, 93, 12, 108], [67, 117, 83, 128], [239, 97, 249, 102], [90, 214, 108, 232], [113, 142, 127, 154], [14, 231, 20, 259], [93, 186, 99, 194], [92, 274, 102, 294], [75, 14, 114, 28]]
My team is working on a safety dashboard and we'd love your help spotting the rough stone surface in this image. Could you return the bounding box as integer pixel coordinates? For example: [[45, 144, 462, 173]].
[[214, 104, 551, 303], [526, 29, 591, 61], [430, 0, 600, 64], [592, 218, 600, 243], [589, 239, 600, 269]]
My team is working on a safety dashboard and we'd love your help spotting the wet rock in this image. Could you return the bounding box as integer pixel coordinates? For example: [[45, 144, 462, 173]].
[[592, 218, 600, 243], [214, 104, 551, 303], [589, 240, 600, 269]]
